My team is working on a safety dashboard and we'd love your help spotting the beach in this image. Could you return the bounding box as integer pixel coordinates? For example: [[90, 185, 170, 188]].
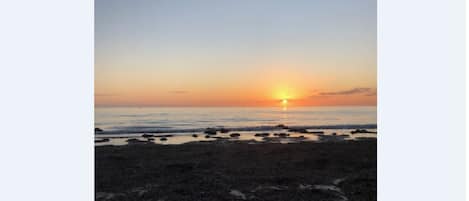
[[95, 107, 377, 200], [96, 138, 376, 201]]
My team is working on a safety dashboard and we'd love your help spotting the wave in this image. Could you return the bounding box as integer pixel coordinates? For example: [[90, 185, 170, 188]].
[[95, 124, 377, 135]]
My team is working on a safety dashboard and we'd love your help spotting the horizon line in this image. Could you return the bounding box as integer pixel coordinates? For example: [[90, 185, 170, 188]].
[[94, 105, 377, 108]]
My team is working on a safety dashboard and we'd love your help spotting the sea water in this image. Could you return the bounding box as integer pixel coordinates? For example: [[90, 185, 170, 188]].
[[95, 106, 376, 134]]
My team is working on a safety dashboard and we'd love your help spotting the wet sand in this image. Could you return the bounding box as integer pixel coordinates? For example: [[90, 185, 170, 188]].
[[95, 128, 377, 146], [96, 140, 376, 201]]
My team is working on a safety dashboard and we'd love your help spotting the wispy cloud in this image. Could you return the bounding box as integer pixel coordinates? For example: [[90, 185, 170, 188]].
[[315, 88, 376, 96]]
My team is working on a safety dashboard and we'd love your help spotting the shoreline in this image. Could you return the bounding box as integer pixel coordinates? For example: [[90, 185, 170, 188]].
[[95, 128, 377, 146], [96, 139, 376, 201], [95, 123, 377, 135]]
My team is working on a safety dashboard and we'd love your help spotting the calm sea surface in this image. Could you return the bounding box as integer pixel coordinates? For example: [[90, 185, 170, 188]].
[[95, 106, 376, 134]]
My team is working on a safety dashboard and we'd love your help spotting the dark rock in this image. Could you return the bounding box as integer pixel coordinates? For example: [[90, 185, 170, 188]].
[[332, 133, 337, 136], [309, 131, 325, 134], [288, 128, 308, 133], [142, 134, 154, 138], [126, 138, 146, 144], [204, 128, 217, 135], [147, 138, 155, 141], [192, 134, 198, 138], [230, 133, 241, 137], [277, 133, 289, 137], [351, 129, 364, 134], [95, 128, 103, 132], [157, 134, 173, 138], [351, 129, 377, 134], [220, 128, 230, 133], [275, 124, 288, 129], [254, 133, 270, 137], [205, 135, 211, 138], [160, 137, 168, 141]]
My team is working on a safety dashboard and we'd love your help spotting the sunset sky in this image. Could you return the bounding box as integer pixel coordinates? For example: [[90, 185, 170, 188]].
[[95, 0, 376, 107]]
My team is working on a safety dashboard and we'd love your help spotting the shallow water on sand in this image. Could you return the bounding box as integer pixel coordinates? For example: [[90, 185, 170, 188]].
[[95, 128, 377, 146]]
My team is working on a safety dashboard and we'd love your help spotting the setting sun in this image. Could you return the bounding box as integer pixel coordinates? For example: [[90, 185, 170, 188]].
[[282, 99, 288, 105]]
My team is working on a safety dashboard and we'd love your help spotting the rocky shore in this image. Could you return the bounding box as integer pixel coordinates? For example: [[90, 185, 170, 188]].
[[96, 140, 376, 201]]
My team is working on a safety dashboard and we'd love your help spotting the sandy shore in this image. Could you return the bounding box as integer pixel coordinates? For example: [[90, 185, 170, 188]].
[[96, 140, 376, 201]]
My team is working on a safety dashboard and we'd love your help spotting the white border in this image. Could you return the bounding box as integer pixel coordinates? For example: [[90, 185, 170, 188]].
[[466, 0, 468, 199], [0, 1, 94, 201], [378, 0, 465, 200]]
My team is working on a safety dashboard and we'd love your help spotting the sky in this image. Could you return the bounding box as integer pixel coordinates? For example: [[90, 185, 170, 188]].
[[95, 0, 376, 107]]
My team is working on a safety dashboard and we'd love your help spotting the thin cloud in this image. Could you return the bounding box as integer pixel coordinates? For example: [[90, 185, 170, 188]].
[[317, 88, 374, 96], [365, 91, 377, 96]]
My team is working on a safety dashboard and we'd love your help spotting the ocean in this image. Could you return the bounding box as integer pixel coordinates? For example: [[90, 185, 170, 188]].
[[95, 106, 376, 134]]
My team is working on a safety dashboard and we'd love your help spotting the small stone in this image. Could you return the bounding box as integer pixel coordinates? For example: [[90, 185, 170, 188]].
[[229, 190, 246, 200], [204, 128, 217, 135], [277, 133, 289, 137], [142, 134, 154, 138], [288, 128, 308, 133], [275, 124, 288, 129], [254, 133, 270, 137]]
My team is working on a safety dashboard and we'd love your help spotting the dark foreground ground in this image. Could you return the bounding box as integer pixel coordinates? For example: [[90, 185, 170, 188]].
[[96, 140, 376, 201]]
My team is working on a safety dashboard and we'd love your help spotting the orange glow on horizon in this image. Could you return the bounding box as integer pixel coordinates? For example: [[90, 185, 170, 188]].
[[95, 65, 376, 107], [95, 87, 377, 107]]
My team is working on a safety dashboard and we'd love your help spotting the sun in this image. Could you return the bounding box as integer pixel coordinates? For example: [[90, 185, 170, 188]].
[[281, 99, 288, 105]]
